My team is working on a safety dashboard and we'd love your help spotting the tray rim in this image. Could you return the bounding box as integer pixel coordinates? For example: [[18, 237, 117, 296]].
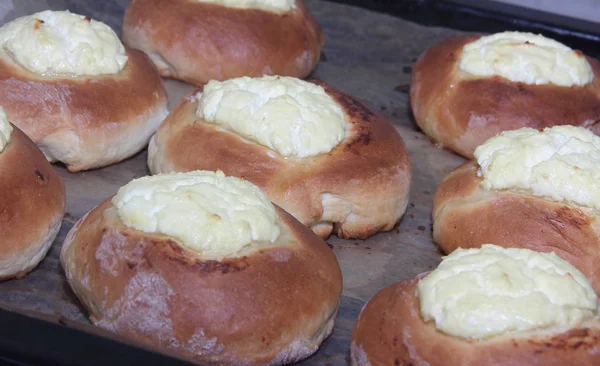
[[1, 0, 600, 364]]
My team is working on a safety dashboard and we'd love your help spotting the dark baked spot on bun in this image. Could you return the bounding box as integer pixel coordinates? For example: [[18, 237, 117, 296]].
[[342, 123, 372, 156], [34, 168, 47, 183], [529, 328, 597, 351], [468, 78, 533, 103], [33, 19, 43, 30], [567, 328, 591, 338], [571, 341, 585, 350], [311, 80, 382, 156], [551, 206, 590, 228], [344, 133, 371, 154], [335, 92, 376, 123], [311, 79, 376, 122], [160, 240, 251, 274]]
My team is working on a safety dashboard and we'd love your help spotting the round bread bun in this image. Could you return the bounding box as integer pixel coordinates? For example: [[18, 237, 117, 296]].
[[121, 0, 323, 86], [60, 172, 342, 365], [0, 121, 65, 280], [0, 13, 168, 172], [351, 275, 600, 366], [147, 78, 411, 239], [433, 160, 600, 295], [410, 33, 600, 159]]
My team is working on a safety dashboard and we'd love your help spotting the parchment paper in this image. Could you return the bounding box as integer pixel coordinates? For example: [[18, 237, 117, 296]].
[[0, 1, 467, 364]]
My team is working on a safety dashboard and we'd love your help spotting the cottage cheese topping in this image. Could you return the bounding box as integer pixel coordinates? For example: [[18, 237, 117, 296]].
[[459, 31, 593, 86], [417, 244, 598, 340], [474, 126, 600, 209], [196, 76, 347, 158], [112, 171, 281, 259], [0, 10, 128, 76], [194, 0, 296, 13], [0, 107, 13, 153]]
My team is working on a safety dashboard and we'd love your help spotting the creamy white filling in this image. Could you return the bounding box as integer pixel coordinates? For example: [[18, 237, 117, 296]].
[[196, 76, 347, 158], [459, 31, 593, 86], [417, 244, 598, 340], [0, 10, 128, 76], [474, 125, 600, 209], [112, 170, 281, 259]]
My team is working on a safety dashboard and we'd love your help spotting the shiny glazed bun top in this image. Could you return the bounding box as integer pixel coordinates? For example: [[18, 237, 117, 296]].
[[459, 31, 593, 87], [112, 170, 282, 260], [193, 0, 297, 13], [196, 76, 347, 158], [0, 10, 128, 76], [474, 125, 600, 209], [417, 244, 598, 340]]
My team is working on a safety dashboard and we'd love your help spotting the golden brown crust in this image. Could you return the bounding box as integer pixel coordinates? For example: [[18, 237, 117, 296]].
[[0, 49, 168, 172], [122, 0, 323, 86], [351, 276, 600, 366], [410, 34, 600, 159], [0, 126, 65, 280], [433, 161, 600, 295], [60, 198, 342, 365], [148, 82, 411, 239]]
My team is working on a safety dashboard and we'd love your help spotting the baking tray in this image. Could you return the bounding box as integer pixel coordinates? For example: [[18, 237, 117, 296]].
[[0, 0, 597, 365]]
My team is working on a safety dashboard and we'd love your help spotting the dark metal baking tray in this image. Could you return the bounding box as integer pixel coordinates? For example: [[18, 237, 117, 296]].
[[0, 0, 598, 364]]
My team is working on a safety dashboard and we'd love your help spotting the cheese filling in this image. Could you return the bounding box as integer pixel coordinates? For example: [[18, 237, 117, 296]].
[[196, 76, 347, 158], [112, 170, 281, 259], [0, 10, 128, 76], [474, 125, 600, 210], [459, 31, 593, 86], [0, 107, 13, 153], [193, 0, 296, 13], [417, 244, 598, 340]]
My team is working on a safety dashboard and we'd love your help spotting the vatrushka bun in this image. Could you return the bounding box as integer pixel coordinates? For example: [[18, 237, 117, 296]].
[[60, 170, 342, 365], [121, 0, 323, 86], [410, 31, 600, 159], [148, 75, 411, 239], [0, 107, 65, 280], [0, 10, 168, 172], [351, 244, 600, 365], [434, 125, 600, 295]]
